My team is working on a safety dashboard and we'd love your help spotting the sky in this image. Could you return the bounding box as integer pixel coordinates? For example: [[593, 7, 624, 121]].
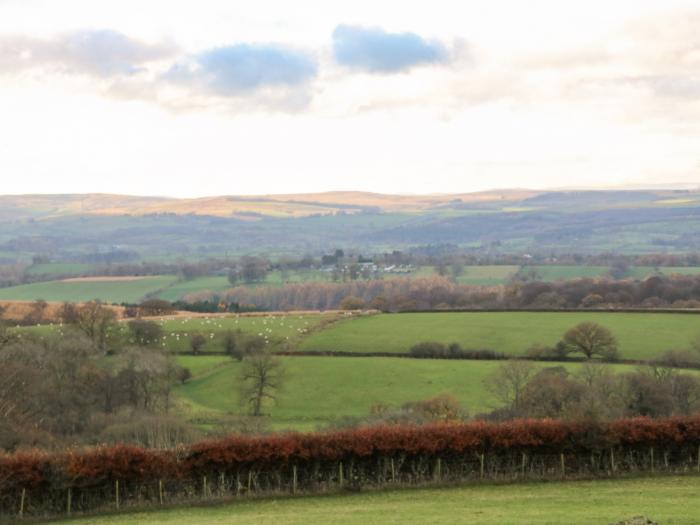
[[0, 0, 699, 197]]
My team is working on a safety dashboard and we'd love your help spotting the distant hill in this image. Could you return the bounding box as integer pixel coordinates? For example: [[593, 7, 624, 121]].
[[1, 188, 700, 260], [0, 190, 542, 220]]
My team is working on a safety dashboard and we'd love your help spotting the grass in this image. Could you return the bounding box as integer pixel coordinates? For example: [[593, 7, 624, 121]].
[[51, 475, 700, 525], [156, 277, 232, 301], [528, 265, 610, 280], [15, 313, 338, 355], [8, 265, 700, 304], [0, 276, 178, 304], [152, 314, 335, 353], [175, 357, 641, 431], [25, 263, 96, 276], [299, 312, 700, 360], [156, 271, 340, 301], [174, 355, 231, 377], [453, 265, 519, 285]]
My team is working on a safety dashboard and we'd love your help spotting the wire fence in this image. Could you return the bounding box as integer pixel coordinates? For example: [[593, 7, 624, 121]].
[[4, 444, 700, 520]]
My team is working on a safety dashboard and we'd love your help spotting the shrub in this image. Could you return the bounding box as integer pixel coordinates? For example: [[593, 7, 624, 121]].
[[139, 299, 175, 316], [653, 349, 700, 369], [190, 333, 207, 354], [409, 341, 504, 360], [339, 296, 365, 310], [127, 319, 163, 346]]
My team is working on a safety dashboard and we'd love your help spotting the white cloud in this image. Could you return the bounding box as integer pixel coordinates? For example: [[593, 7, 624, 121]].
[[0, 0, 699, 196]]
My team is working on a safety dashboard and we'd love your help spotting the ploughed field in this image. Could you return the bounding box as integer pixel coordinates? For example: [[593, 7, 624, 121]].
[[48, 476, 700, 525]]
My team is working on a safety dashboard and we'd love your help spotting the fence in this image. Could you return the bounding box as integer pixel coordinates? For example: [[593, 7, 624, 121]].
[[3, 416, 700, 519]]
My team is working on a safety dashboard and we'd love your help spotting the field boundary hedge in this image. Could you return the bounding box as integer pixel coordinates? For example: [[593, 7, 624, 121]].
[[4, 416, 700, 519], [395, 308, 700, 314]]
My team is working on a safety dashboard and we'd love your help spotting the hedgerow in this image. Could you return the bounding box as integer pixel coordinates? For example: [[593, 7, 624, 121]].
[[3, 416, 700, 518]]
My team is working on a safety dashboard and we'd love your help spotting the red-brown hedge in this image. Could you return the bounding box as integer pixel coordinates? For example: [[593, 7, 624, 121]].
[[3, 415, 700, 498]]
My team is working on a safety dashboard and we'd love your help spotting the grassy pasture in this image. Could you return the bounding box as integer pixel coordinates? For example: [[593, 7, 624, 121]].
[[528, 265, 610, 280], [453, 265, 519, 285], [153, 314, 335, 353], [53, 475, 700, 525], [25, 262, 96, 276], [0, 276, 178, 303], [299, 312, 700, 360], [175, 357, 645, 431], [7, 265, 700, 304], [17, 313, 335, 355]]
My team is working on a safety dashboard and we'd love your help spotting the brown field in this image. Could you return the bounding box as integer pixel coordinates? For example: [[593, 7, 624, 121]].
[[61, 276, 150, 283]]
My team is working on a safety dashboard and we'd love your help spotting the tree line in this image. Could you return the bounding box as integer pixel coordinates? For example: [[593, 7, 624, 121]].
[[184, 273, 700, 312]]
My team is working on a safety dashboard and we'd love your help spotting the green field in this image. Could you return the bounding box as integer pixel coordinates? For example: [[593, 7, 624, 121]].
[[0, 276, 178, 303], [53, 476, 700, 525], [528, 265, 610, 280], [6, 264, 700, 304], [299, 312, 700, 360], [454, 265, 520, 285], [16, 313, 340, 354], [152, 314, 335, 353], [175, 356, 642, 431], [25, 262, 97, 276]]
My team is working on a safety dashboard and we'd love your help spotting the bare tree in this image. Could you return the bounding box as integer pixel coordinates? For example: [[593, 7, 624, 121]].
[[190, 333, 206, 354], [239, 351, 285, 416], [562, 322, 618, 359], [74, 301, 118, 352], [485, 359, 536, 409]]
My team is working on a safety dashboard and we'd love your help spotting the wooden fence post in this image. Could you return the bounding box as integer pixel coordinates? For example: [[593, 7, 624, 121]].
[[292, 465, 298, 494], [479, 453, 485, 479], [115, 480, 120, 510], [67, 488, 72, 516], [219, 472, 225, 497], [560, 453, 566, 477], [339, 462, 344, 487], [203, 476, 208, 498], [610, 449, 616, 474], [521, 453, 527, 478], [19, 488, 26, 519], [435, 458, 442, 481], [650, 448, 654, 472], [390, 458, 396, 483], [158, 480, 164, 505]]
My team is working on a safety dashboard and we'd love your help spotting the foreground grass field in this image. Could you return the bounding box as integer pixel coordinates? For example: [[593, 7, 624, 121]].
[[53, 475, 700, 525], [175, 357, 646, 430], [300, 312, 700, 360]]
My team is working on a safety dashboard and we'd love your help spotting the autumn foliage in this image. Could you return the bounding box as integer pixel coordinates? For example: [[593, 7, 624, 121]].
[[3, 415, 700, 516]]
